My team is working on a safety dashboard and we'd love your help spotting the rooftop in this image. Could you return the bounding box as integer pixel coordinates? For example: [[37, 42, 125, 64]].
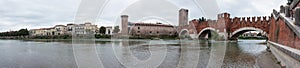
[[131, 22, 174, 27]]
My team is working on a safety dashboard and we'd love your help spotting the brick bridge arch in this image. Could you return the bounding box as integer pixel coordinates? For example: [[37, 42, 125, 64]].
[[229, 27, 265, 40], [227, 13, 270, 40], [178, 29, 190, 38], [197, 27, 218, 39]]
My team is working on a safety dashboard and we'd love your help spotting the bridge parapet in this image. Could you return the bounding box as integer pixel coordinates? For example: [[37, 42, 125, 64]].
[[228, 16, 270, 34], [265, 1, 300, 67], [231, 16, 270, 23], [269, 9, 300, 50]]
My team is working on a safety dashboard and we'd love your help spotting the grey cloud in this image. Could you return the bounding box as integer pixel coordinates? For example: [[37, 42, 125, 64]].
[[217, 0, 286, 17], [0, 0, 287, 32], [99, 0, 207, 27], [0, 0, 80, 32]]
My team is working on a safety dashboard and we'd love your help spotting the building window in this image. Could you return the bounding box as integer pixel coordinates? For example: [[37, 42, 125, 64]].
[[137, 31, 140, 33], [108, 30, 111, 34], [68, 28, 72, 31], [138, 27, 140, 29], [52, 32, 55, 35], [157, 31, 159, 34], [150, 31, 152, 33]]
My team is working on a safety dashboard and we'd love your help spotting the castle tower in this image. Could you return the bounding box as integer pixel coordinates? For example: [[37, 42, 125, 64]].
[[179, 8, 189, 26], [121, 15, 129, 35]]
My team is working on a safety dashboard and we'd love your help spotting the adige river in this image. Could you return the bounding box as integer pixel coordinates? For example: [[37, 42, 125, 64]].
[[0, 39, 281, 68]]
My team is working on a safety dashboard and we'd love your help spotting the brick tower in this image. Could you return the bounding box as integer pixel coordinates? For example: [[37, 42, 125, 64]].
[[121, 15, 129, 35], [179, 9, 189, 26]]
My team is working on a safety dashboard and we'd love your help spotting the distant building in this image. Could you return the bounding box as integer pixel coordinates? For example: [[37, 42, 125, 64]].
[[29, 22, 98, 36], [105, 26, 113, 35], [129, 22, 177, 36], [119, 15, 177, 36], [54, 25, 67, 35], [242, 32, 258, 37], [74, 22, 98, 35], [29, 28, 54, 36], [66, 23, 76, 34]]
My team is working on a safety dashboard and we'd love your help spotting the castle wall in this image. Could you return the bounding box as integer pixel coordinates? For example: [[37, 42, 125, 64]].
[[130, 24, 176, 36]]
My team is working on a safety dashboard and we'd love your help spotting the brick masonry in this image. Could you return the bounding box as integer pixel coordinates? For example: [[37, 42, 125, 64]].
[[177, 4, 300, 49], [180, 10, 300, 50], [185, 13, 270, 40], [269, 13, 300, 50]]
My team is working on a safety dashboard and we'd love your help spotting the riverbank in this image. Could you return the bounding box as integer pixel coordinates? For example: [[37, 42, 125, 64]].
[[257, 51, 282, 68], [267, 41, 300, 68], [0, 34, 179, 40], [238, 36, 267, 40]]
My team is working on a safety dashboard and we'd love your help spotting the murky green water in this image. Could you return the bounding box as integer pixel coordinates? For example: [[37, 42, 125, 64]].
[[0, 39, 280, 68]]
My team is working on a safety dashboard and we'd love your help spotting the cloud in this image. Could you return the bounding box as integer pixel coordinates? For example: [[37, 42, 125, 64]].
[[0, 0, 80, 32], [98, 0, 208, 26], [216, 0, 286, 17], [0, 0, 287, 32]]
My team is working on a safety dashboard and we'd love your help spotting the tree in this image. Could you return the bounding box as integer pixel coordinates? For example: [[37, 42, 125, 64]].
[[257, 32, 262, 36], [18, 29, 29, 36], [198, 17, 206, 23], [0, 28, 29, 36], [99, 26, 106, 34], [113, 26, 120, 33]]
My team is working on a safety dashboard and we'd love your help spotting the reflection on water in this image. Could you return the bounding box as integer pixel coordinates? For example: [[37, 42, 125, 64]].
[[0, 40, 76, 68], [223, 40, 267, 67], [0, 39, 280, 68]]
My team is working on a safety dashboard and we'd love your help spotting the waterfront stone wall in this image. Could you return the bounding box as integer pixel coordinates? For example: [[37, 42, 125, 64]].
[[129, 23, 177, 36], [268, 41, 300, 68]]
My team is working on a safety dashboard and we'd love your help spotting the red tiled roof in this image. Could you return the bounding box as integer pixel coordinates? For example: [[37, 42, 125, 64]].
[[55, 25, 66, 27], [67, 23, 76, 25], [131, 22, 174, 27], [31, 27, 54, 30]]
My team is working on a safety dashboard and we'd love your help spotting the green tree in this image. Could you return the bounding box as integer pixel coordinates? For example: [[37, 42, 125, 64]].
[[18, 29, 29, 36], [198, 17, 206, 23], [0, 28, 29, 36], [257, 32, 262, 36], [113, 26, 120, 33], [99, 26, 106, 34]]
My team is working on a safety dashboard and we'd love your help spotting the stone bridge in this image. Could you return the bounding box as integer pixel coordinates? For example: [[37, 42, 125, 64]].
[[178, 7, 300, 47], [177, 1, 300, 66], [178, 12, 270, 40]]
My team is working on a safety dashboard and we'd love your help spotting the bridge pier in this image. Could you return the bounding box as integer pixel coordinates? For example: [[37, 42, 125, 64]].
[[197, 30, 228, 41], [218, 32, 228, 41], [189, 34, 198, 39]]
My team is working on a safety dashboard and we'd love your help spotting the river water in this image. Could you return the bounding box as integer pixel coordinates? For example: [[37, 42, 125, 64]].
[[0, 39, 280, 68]]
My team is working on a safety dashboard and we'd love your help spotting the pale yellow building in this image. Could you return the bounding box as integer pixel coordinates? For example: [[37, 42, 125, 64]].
[[29, 22, 98, 36], [74, 22, 98, 35]]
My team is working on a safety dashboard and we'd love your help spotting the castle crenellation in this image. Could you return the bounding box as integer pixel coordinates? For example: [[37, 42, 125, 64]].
[[229, 16, 271, 24]]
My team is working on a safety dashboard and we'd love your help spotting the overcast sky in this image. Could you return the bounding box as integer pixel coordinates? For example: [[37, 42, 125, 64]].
[[0, 0, 286, 32]]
